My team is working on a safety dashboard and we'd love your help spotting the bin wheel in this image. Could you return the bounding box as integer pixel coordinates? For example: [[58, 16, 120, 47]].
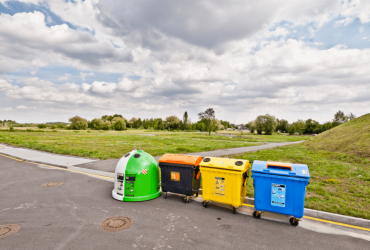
[[203, 201, 208, 208], [195, 192, 199, 197], [289, 217, 299, 226], [183, 196, 190, 203], [253, 211, 261, 219], [232, 207, 237, 214], [164, 192, 167, 199]]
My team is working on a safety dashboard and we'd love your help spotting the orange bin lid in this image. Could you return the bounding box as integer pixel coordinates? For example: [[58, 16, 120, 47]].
[[158, 154, 203, 166]]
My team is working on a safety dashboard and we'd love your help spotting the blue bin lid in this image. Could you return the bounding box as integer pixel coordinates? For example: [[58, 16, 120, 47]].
[[251, 160, 310, 179]]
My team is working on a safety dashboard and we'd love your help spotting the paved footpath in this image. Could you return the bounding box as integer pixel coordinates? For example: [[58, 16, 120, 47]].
[[1, 141, 302, 173], [0, 144, 95, 167], [0, 156, 369, 250]]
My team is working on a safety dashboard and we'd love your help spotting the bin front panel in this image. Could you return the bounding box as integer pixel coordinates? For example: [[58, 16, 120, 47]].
[[200, 167, 247, 207], [160, 163, 200, 196], [253, 172, 308, 218], [252, 160, 310, 218]]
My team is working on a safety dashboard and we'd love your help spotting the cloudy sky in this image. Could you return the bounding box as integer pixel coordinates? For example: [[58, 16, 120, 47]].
[[0, 0, 369, 124]]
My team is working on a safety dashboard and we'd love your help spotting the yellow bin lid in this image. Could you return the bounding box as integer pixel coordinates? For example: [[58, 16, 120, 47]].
[[199, 157, 250, 172]]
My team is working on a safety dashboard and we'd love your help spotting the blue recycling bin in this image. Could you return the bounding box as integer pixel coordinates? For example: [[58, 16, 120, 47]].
[[251, 160, 310, 226]]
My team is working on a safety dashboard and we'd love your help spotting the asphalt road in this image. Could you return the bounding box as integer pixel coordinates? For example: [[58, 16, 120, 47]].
[[75, 141, 303, 173], [1, 155, 369, 250]]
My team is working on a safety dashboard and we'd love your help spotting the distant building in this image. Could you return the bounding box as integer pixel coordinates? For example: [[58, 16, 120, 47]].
[[235, 124, 247, 130]]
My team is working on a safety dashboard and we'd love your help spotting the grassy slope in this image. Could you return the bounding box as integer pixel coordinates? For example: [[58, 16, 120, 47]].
[[304, 113, 370, 159], [239, 144, 370, 219]]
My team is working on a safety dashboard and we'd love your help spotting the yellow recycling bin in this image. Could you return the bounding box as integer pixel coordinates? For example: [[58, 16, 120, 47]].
[[200, 157, 251, 213]]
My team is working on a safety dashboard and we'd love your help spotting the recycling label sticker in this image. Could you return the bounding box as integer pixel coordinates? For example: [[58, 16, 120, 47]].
[[271, 184, 286, 207], [171, 171, 180, 181], [116, 173, 124, 196], [215, 177, 225, 196]]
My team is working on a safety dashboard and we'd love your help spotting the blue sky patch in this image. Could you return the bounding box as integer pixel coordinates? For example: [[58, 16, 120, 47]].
[[1, 1, 76, 29]]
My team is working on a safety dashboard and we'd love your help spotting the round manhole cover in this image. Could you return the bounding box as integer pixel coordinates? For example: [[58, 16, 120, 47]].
[[42, 182, 64, 187], [0, 224, 21, 240], [100, 216, 134, 232]]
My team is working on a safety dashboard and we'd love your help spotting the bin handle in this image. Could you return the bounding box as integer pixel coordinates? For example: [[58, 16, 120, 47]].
[[267, 162, 292, 171], [195, 166, 201, 179], [196, 171, 201, 179], [242, 171, 248, 186]]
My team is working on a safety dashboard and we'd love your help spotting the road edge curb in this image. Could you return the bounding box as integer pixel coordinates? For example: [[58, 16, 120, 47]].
[[244, 197, 370, 229]]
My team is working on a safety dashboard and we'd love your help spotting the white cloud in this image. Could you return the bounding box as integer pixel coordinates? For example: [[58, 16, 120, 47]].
[[0, 107, 13, 111], [117, 78, 138, 92], [80, 72, 95, 81], [90, 81, 117, 94], [0, 0, 41, 4], [58, 73, 71, 81], [18, 77, 54, 87], [16, 105, 36, 110], [334, 17, 354, 27], [0, 11, 133, 74]]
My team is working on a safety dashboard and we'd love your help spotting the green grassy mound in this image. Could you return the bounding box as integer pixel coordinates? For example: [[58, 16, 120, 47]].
[[305, 113, 370, 159]]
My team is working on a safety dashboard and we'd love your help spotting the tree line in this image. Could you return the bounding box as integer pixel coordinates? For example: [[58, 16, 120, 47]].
[[1, 109, 356, 135], [245, 110, 356, 135], [66, 109, 232, 132]]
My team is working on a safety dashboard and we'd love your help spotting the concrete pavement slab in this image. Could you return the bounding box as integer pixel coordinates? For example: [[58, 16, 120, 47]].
[[1, 155, 369, 250], [0, 144, 96, 167], [185, 141, 303, 157]]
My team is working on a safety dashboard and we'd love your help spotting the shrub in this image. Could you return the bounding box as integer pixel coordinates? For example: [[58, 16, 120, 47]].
[[9, 125, 14, 132], [57, 123, 67, 129], [90, 118, 104, 130], [37, 124, 48, 129], [288, 126, 296, 135], [68, 116, 88, 130], [102, 120, 111, 130], [112, 118, 126, 131]]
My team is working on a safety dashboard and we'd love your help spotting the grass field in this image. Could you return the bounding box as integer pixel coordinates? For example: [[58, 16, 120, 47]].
[[218, 132, 309, 142], [238, 144, 370, 219], [0, 130, 263, 159], [0, 129, 309, 159]]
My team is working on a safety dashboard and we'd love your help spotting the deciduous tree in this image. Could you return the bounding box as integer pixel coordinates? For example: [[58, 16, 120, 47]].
[[69, 116, 88, 130], [198, 108, 215, 136], [112, 118, 126, 131]]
